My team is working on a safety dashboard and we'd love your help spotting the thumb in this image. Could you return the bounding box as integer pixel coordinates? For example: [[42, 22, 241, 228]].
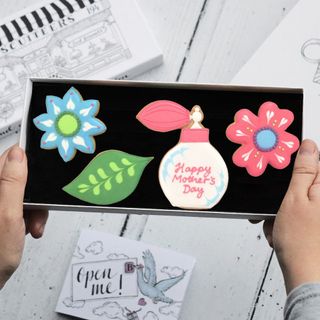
[[263, 219, 274, 248], [287, 139, 319, 199], [0, 146, 27, 218]]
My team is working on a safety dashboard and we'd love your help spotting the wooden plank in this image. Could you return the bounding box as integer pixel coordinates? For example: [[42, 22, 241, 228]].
[[251, 254, 286, 320], [0, 210, 127, 319], [132, 1, 300, 320], [0, 0, 301, 319], [122, 0, 212, 239], [135, 0, 207, 82], [0, 0, 127, 312], [0, 4, 126, 320], [180, 0, 300, 83], [139, 216, 271, 319], [0, 0, 207, 319]]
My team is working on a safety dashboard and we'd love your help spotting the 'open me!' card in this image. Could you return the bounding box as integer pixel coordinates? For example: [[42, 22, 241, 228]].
[[56, 229, 195, 320]]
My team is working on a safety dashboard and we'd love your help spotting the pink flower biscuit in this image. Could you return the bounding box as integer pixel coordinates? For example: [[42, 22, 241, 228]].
[[226, 101, 300, 177]]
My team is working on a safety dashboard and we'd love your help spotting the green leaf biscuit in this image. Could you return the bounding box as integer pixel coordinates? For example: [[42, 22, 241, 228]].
[[63, 150, 153, 205]]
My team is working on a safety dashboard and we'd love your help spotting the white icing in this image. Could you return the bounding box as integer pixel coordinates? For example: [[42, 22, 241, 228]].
[[46, 132, 57, 142], [67, 97, 75, 110], [82, 122, 97, 132], [275, 153, 285, 163], [79, 106, 92, 116], [241, 148, 254, 162], [53, 102, 61, 115], [242, 115, 254, 126], [159, 142, 229, 209], [73, 135, 87, 148], [62, 139, 69, 153], [41, 119, 53, 127], [278, 117, 288, 128], [282, 140, 294, 148], [235, 130, 247, 137], [266, 110, 274, 123]]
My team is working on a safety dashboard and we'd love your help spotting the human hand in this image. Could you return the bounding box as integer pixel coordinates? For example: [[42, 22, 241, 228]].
[[263, 139, 320, 293], [0, 146, 48, 289]]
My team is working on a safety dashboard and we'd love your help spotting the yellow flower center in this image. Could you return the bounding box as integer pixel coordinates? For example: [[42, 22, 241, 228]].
[[56, 112, 81, 137]]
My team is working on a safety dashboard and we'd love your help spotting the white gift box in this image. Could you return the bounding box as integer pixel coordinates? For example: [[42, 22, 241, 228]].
[[0, 0, 162, 139], [20, 78, 303, 219]]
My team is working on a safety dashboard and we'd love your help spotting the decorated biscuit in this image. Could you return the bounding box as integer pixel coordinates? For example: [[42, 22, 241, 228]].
[[137, 100, 228, 210], [226, 101, 300, 177], [33, 87, 106, 162], [63, 150, 153, 205]]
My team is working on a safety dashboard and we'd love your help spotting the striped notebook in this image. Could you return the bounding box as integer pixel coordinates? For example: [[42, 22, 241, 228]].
[[0, 0, 162, 138]]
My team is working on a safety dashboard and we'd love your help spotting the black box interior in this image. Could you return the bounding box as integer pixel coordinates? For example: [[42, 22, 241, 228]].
[[23, 80, 303, 216]]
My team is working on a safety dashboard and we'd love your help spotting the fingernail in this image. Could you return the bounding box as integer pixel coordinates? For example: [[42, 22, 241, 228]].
[[7, 146, 24, 163], [299, 141, 316, 155]]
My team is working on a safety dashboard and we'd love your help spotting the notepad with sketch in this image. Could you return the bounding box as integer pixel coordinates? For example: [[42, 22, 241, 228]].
[[0, 0, 162, 138]]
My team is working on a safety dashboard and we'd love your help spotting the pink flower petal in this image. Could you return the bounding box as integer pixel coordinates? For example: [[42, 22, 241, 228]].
[[232, 144, 256, 167], [234, 108, 260, 128], [247, 153, 268, 177], [226, 109, 259, 144], [268, 131, 300, 169], [258, 101, 294, 131], [233, 144, 269, 177], [226, 123, 250, 144], [278, 131, 300, 152]]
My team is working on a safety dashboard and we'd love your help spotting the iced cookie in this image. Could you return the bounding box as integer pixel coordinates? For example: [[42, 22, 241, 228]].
[[63, 150, 153, 205], [226, 101, 300, 177], [33, 87, 106, 162], [137, 100, 228, 210]]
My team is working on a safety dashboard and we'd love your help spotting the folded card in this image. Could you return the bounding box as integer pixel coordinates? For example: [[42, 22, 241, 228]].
[[56, 229, 195, 320]]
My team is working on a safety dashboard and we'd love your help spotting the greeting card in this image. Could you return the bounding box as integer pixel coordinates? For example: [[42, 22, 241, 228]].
[[56, 229, 195, 320]]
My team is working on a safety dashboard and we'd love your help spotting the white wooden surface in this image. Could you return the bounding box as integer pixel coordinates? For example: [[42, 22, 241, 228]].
[[0, 0, 300, 319]]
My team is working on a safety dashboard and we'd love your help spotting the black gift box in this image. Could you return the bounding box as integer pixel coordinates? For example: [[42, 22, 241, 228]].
[[20, 79, 303, 219]]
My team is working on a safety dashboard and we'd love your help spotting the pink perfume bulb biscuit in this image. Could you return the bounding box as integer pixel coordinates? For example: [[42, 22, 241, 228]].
[[137, 100, 229, 210], [136, 100, 190, 132], [226, 101, 300, 177]]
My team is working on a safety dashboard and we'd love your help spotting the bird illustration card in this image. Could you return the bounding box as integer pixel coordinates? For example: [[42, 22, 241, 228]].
[[55, 229, 195, 320]]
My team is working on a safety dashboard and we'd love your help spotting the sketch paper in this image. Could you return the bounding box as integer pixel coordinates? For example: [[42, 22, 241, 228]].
[[0, 0, 162, 138], [232, 0, 319, 145], [56, 229, 195, 320]]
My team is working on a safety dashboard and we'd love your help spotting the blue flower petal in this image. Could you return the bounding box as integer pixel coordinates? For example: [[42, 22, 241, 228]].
[[45, 96, 65, 116], [40, 131, 59, 150], [57, 137, 76, 162], [72, 135, 95, 154], [81, 117, 106, 136], [62, 87, 84, 112], [76, 99, 100, 119], [33, 113, 55, 132], [63, 87, 82, 105]]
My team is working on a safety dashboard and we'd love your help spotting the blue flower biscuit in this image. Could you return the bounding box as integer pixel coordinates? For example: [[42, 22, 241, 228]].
[[33, 87, 106, 162]]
